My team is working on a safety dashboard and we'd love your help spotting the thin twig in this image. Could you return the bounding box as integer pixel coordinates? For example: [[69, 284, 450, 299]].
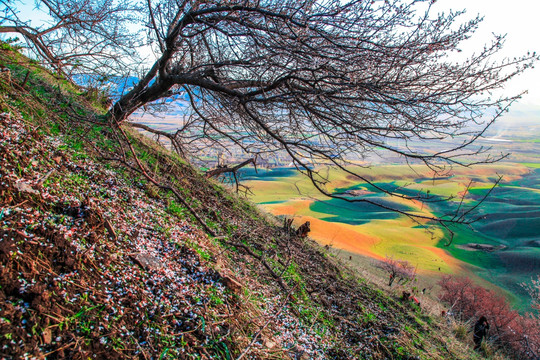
[[42, 341, 76, 357]]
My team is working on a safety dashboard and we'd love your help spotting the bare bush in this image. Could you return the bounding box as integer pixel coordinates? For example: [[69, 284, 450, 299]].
[[377, 256, 416, 287], [439, 275, 540, 359]]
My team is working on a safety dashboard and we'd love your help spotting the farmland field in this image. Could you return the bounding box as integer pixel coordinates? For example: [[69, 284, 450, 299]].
[[139, 111, 540, 309], [242, 159, 540, 309]]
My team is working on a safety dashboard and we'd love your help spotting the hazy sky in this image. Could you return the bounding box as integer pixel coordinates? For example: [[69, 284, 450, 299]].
[[435, 0, 540, 119]]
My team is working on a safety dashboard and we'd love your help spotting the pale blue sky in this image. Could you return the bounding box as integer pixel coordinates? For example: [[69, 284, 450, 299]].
[[436, 0, 540, 120]]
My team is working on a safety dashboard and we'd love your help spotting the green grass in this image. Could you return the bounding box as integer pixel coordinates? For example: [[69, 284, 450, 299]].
[[520, 162, 540, 168], [166, 200, 186, 218], [245, 162, 540, 310]]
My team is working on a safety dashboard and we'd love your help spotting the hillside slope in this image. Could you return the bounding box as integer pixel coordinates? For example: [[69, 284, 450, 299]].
[[0, 45, 485, 359]]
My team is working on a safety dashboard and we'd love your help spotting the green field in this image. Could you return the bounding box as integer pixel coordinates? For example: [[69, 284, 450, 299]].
[[242, 164, 540, 310]]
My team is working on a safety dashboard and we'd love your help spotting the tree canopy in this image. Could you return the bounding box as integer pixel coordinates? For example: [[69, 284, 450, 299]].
[[2, 0, 538, 229]]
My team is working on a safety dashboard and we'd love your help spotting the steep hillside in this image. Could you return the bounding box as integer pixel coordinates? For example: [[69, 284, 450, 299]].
[[0, 45, 486, 359]]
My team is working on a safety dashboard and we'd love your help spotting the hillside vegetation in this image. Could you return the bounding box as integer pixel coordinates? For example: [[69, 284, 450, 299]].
[[0, 45, 491, 359]]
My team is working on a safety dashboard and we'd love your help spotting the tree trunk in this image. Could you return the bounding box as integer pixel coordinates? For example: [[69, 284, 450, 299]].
[[205, 158, 257, 178], [107, 58, 171, 123]]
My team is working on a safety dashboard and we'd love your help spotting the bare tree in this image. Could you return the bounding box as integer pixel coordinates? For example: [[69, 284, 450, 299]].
[[0, 0, 141, 79], [3, 0, 538, 229], [523, 275, 540, 313], [106, 0, 536, 226], [521, 275, 540, 358], [377, 256, 416, 287]]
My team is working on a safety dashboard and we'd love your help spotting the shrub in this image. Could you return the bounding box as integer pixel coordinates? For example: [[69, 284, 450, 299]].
[[377, 256, 417, 287], [438, 275, 540, 359], [453, 323, 469, 341]]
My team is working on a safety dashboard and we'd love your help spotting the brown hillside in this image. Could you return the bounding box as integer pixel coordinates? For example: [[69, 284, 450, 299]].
[[0, 44, 487, 359]]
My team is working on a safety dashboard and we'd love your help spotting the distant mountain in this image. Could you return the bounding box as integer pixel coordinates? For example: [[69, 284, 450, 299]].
[[72, 74, 139, 98]]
